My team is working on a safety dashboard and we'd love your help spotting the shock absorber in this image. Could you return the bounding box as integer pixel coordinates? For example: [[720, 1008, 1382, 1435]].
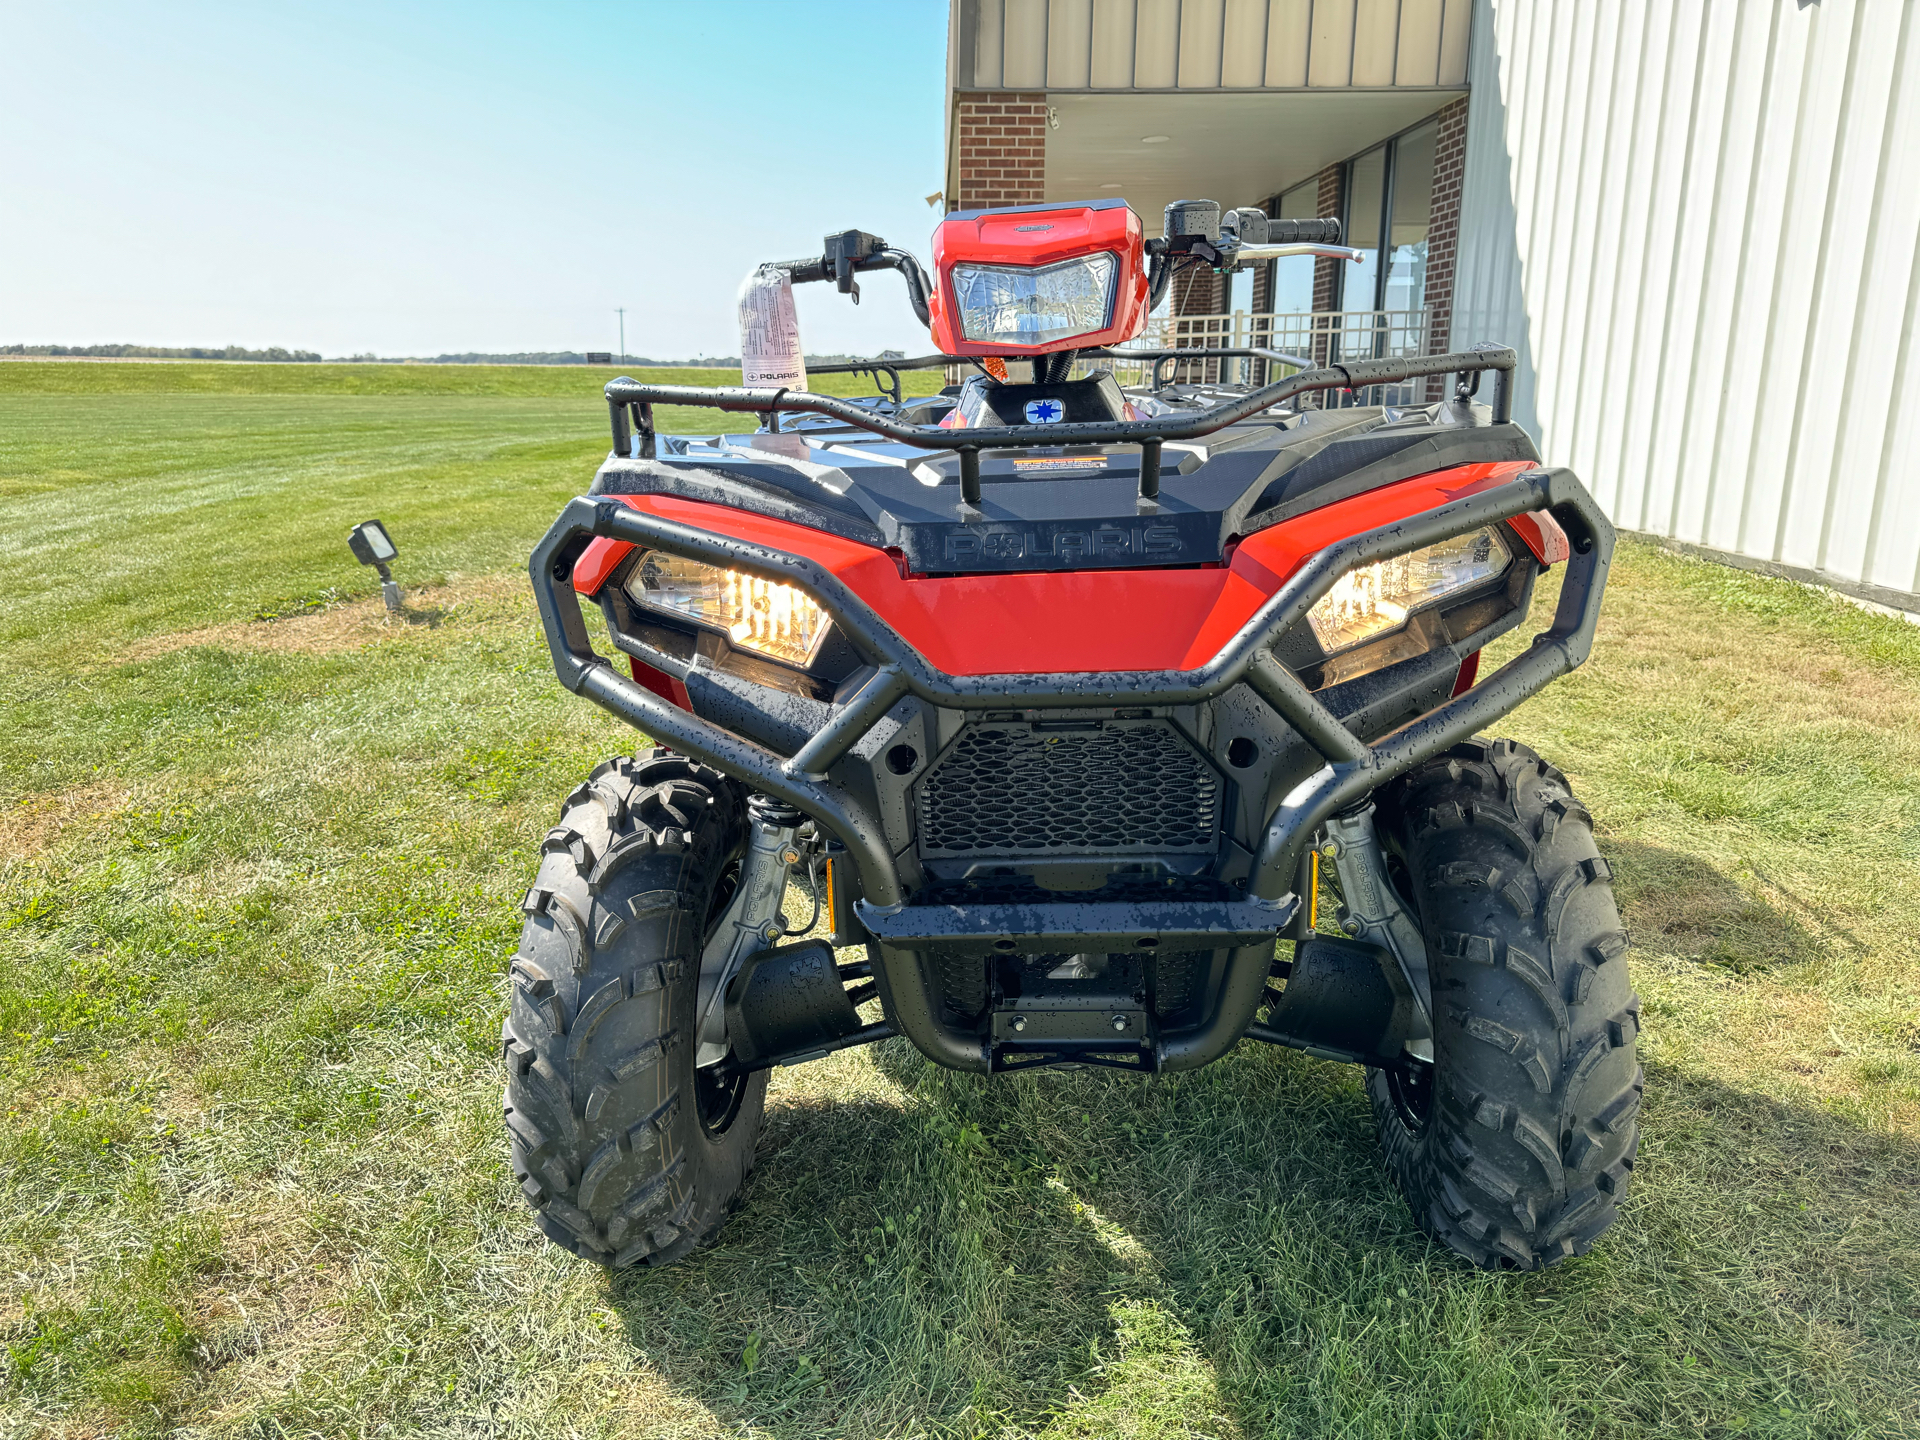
[[694, 794, 803, 1068], [1321, 804, 1433, 1036]]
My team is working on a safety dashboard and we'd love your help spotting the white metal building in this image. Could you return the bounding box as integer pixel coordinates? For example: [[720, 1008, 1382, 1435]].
[[1453, 0, 1917, 612], [945, 0, 1918, 612]]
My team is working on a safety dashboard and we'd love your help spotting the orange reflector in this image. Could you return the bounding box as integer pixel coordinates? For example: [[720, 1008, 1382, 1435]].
[[824, 856, 838, 938], [1308, 850, 1320, 932]]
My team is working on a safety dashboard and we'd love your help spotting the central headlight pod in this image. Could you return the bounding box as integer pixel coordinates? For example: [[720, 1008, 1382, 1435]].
[[1307, 526, 1513, 657], [950, 252, 1118, 347], [625, 550, 831, 668]]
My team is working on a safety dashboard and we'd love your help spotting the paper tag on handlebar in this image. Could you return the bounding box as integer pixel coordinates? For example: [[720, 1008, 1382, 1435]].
[[738, 265, 808, 390]]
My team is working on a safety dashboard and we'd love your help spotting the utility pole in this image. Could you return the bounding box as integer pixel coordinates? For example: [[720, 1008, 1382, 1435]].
[[615, 308, 626, 364]]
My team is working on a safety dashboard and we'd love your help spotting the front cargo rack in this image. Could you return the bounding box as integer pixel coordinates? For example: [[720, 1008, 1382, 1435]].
[[604, 346, 1517, 504]]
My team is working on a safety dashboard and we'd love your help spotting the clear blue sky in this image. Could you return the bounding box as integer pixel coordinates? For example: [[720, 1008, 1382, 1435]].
[[0, 1, 950, 358]]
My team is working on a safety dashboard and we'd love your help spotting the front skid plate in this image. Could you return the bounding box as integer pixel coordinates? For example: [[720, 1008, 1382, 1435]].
[[854, 897, 1295, 956]]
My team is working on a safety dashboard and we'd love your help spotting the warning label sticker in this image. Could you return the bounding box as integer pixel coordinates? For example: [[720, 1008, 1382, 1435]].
[[1012, 456, 1108, 474]]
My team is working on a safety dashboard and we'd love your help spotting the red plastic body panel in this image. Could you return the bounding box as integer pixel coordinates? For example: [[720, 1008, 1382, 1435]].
[[1507, 508, 1571, 565], [574, 532, 637, 596], [1451, 650, 1482, 697], [926, 202, 1151, 357], [571, 460, 1535, 677], [629, 655, 692, 709]]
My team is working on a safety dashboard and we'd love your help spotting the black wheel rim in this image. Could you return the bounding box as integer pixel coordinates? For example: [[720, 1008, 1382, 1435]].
[[694, 1062, 751, 1135], [694, 853, 751, 1137], [1386, 1053, 1435, 1133], [1377, 849, 1434, 1133], [705, 858, 742, 931]]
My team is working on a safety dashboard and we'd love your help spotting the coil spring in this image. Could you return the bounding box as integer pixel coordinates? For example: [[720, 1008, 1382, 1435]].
[[747, 794, 802, 829]]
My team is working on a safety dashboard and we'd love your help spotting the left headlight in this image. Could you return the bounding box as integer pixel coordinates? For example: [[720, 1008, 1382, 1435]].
[[1307, 527, 1512, 656], [951, 252, 1117, 346], [625, 551, 831, 667]]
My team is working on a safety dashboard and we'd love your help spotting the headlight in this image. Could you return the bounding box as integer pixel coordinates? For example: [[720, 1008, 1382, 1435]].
[[1308, 527, 1512, 655], [951, 253, 1117, 346], [625, 551, 831, 667]]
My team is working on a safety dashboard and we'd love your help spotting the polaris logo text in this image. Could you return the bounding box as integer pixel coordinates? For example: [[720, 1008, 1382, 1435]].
[[942, 525, 1182, 563]]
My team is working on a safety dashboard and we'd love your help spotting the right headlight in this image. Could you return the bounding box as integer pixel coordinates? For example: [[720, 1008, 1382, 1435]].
[[1307, 527, 1513, 655]]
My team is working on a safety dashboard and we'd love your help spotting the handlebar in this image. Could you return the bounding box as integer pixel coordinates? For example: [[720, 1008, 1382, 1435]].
[[1265, 218, 1344, 244], [770, 233, 932, 327], [773, 209, 1336, 330]]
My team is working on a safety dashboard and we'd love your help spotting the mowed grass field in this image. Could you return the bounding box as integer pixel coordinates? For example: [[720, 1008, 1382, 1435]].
[[1, 360, 1915, 1438]]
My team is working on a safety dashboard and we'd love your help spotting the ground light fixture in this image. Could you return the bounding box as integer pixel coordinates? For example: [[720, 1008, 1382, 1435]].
[[347, 519, 403, 612]]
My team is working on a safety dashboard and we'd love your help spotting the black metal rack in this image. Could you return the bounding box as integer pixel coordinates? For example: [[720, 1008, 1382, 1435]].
[[804, 344, 1323, 400], [605, 345, 1517, 504]]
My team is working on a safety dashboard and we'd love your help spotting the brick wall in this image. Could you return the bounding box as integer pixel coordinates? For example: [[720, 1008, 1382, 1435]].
[[953, 92, 1047, 211], [1311, 165, 1346, 316], [1251, 198, 1278, 315], [1172, 263, 1224, 316], [1423, 96, 1471, 399], [1309, 165, 1346, 365]]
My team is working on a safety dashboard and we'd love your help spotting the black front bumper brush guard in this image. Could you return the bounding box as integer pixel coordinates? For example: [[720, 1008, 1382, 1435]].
[[529, 457, 1614, 1075]]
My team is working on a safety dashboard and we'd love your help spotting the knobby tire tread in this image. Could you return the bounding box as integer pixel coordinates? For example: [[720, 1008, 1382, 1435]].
[[502, 748, 764, 1268], [1370, 736, 1641, 1270]]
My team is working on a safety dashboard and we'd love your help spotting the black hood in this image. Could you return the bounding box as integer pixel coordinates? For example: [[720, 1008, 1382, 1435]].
[[589, 392, 1539, 576]]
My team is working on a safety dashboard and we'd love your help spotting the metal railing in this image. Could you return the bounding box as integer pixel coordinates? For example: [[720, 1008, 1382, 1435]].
[[1085, 308, 1435, 406]]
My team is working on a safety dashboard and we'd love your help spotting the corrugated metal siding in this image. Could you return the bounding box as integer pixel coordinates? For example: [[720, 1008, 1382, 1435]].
[[959, 0, 1472, 90], [1453, 0, 1919, 607]]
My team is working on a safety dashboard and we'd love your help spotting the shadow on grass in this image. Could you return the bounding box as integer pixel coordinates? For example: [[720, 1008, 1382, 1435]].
[[1605, 837, 1844, 973], [596, 1020, 1915, 1438]]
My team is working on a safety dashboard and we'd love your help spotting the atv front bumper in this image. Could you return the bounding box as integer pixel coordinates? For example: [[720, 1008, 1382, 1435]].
[[529, 466, 1614, 1074]]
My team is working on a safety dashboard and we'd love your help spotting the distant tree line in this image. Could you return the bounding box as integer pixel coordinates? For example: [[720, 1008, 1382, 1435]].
[[4, 345, 912, 366], [371, 353, 887, 366], [330, 352, 751, 366], [3, 343, 323, 362]]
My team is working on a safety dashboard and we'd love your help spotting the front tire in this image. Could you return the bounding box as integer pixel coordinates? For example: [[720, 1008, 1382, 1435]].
[[1369, 737, 1642, 1269], [502, 748, 766, 1268]]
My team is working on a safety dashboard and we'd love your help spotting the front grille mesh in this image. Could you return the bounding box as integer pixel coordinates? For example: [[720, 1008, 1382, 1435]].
[[916, 721, 1221, 857]]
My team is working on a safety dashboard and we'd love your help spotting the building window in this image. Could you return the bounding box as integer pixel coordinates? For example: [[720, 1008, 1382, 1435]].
[[1226, 263, 1253, 315], [1259, 116, 1437, 318], [1344, 146, 1388, 312], [1339, 119, 1437, 314], [1386, 121, 1436, 312], [1268, 179, 1320, 314]]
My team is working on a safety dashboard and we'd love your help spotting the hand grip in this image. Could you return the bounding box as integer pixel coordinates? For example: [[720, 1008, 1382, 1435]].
[[772, 256, 831, 284], [1265, 218, 1343, 245]]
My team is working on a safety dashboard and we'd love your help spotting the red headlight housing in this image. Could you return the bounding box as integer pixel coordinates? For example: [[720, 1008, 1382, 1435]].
[[927, 199, 1151, 357]]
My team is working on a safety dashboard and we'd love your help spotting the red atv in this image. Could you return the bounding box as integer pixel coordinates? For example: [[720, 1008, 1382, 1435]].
[[505, 198, 1639, 1271]]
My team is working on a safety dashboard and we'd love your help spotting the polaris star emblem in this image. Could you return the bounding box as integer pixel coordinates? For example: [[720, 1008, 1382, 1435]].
[[1023, 398, 1065, 424]]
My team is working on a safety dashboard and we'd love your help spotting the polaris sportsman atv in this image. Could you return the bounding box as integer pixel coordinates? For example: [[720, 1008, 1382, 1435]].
[[505, 198, 1639, 1272]]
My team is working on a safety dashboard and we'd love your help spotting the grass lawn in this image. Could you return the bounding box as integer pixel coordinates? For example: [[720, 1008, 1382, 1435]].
[[1, 361, 1915, 1438]]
